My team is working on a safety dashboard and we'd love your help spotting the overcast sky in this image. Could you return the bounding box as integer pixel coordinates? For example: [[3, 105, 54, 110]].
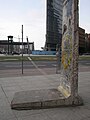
[[0, 0, 90, 50]]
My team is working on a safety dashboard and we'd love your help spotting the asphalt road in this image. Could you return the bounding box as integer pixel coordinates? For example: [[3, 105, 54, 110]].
[[0, 60, 90, 70], [0, 61, 57, 70], [0, 60, 90, 77]]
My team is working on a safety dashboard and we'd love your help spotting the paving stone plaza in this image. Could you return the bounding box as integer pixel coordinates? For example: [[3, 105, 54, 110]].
[[0, 73, 90, 120]]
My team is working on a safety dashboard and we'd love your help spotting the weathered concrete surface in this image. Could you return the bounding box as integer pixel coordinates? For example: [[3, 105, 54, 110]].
[[11, 89, 83, 110], [57, 0, 82, 105]]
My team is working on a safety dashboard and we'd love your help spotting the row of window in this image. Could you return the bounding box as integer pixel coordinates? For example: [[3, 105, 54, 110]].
[[46, 0, 63, 49]]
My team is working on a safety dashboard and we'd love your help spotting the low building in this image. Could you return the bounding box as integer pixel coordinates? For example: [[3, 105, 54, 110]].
[[0, 36, 34, 54], [0, 40, 8, 52]]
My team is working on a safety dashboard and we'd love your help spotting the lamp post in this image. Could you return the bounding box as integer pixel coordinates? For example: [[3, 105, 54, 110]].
[[22, 25, 23, 74]]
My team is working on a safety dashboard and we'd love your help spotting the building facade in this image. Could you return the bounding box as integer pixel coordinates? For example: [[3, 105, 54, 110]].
[[45, 0, 63, 51], [79, 27, 85, 54], [85, 33, 90, 53]]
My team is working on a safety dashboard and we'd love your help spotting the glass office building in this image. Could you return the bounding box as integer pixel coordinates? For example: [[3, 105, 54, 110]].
[[45, 0, 63, 51]]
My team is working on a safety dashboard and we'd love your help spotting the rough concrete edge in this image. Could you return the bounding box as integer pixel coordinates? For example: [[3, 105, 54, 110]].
[[11, 95, 83, 110], [11, 101, 42, 110]]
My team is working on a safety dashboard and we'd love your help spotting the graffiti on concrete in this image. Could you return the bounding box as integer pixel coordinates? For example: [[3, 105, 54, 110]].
[[60, 0, 73, 94]]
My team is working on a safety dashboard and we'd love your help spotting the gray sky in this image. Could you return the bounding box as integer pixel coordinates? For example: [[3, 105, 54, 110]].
[[79, 0, 90, 33], [0, 0, 90, 50]]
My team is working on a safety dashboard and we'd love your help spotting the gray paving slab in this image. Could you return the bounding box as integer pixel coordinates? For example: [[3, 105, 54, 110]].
[[13, 109, 43, 118], [0, 106, 16, 120], [0, 98, 10, 107], [43, 107, 90, 120], [18, 113, 52, 120], [0, 86, 6, 98], [43, 107, 74, 120]]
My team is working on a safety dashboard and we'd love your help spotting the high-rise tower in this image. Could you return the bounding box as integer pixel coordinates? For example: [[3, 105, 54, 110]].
[[45, 0, 63, 51]]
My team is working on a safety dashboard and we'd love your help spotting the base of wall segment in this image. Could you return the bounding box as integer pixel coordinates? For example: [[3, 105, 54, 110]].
[[11, 89, 83, 110]]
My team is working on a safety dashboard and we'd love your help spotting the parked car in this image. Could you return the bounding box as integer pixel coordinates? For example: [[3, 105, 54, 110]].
[[1, 51, 7, 54], [82, 53, 90, 55], [12, 51, 20, 55], [0, 51, 2, 54]]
